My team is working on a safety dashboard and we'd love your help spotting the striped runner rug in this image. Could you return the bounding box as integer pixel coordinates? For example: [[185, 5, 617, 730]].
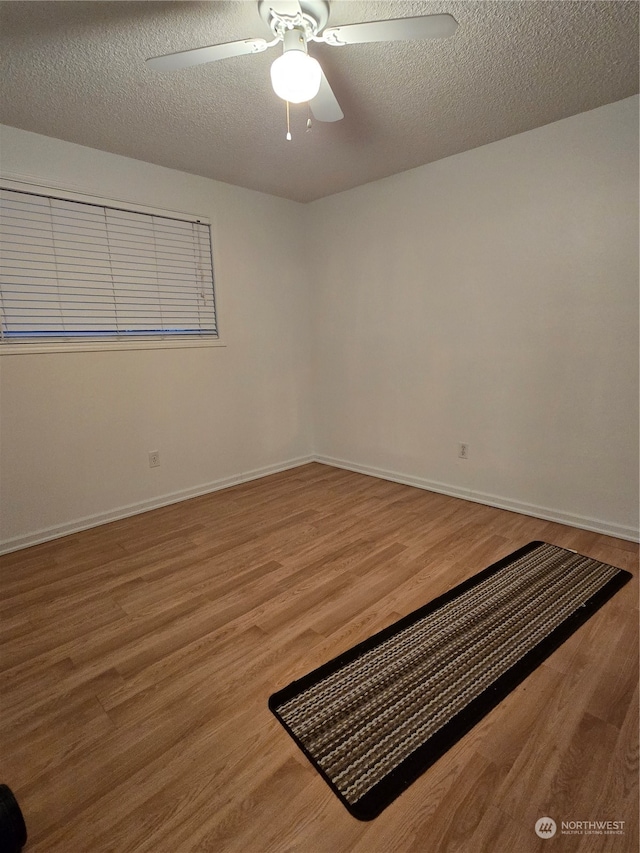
[[268, 541, 631, 820]]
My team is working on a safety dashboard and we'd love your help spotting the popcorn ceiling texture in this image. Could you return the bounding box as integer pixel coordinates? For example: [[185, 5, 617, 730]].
[[0, 1, 637, 202]]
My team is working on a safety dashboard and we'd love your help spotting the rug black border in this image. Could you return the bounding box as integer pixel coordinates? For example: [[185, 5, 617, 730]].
[[268, 541, 632, 821]]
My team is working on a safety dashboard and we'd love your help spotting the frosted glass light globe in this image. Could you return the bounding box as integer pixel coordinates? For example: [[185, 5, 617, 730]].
[[270, 50, 322, 104]]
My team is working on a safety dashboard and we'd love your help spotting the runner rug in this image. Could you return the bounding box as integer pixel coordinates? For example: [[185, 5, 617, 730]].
[[268, 541, 631, 820]]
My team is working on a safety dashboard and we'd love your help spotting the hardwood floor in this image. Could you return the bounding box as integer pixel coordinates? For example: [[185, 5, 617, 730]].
[[0, 463, 637, 852]]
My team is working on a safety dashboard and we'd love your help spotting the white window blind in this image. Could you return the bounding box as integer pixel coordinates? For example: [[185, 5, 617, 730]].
[[0, 187, 217, 342]]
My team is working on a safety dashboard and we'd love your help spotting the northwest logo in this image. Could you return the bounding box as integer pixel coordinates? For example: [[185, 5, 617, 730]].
[[535, 817, 557, 838]]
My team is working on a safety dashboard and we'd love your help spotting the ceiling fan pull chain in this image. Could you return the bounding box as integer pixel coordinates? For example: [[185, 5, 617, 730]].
[[306, 104, 312, 132], [286, 100, 292, 141]]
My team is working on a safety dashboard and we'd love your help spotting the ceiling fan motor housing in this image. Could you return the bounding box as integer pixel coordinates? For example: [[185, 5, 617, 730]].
[[258, 1, 330, 41]]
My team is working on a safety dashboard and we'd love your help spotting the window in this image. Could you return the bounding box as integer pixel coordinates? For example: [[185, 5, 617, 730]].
[[0, 186, 218, 346]]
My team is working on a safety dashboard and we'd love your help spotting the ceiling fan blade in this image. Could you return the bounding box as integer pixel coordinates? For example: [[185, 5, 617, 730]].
[[322, 13, 458, 46], [309, 70, 344, 122], [146, 38, 269, 72]]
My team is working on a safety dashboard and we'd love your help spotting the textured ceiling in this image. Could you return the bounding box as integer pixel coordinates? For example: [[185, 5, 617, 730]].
[[0, 1, 638, 202]]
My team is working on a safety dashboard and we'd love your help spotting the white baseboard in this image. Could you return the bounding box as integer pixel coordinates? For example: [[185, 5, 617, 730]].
[[314, 454, 640, 543], [0, 455, 314, 555], [2, 452, 637, 554]]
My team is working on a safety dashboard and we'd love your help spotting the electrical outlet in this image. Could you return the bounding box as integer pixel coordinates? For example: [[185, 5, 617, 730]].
[[458, 443, 469, 460], [148, 451, 160, 468]]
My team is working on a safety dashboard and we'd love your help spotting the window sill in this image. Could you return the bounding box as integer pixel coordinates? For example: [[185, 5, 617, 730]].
[[0, 338, 227, 355]]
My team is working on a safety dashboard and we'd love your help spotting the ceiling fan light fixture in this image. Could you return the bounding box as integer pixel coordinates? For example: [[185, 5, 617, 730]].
[[147, 3, 459, 125], [270, 27, 322, 104]]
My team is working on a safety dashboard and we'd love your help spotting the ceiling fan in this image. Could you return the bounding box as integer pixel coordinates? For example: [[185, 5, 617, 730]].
[[146, 1, 458, 124]]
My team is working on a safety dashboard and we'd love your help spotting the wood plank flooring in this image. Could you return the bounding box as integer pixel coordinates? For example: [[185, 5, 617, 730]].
[[0, 463, 637, 852]]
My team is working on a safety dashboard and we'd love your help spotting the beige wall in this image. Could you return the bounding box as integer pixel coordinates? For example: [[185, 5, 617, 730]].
[[308, 96, 639, 539], [0, 128, 313, 550], [1, 96, 638, 550]]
